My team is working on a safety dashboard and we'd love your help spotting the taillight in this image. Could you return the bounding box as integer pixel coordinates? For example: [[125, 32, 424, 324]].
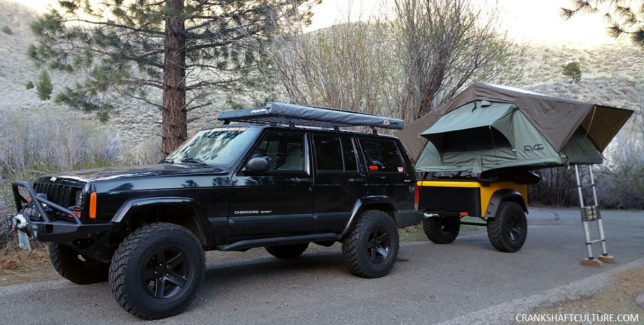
[[89, 192, 97, 219], [414, 182, 419, 210]]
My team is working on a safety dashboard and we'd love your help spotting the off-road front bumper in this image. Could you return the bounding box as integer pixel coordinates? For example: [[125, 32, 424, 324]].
[[8, 181, 112, 243]]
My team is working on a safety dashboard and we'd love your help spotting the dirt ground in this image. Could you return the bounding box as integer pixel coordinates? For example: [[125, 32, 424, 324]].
[[0, 243, 59, 286], [533, 265, 644, 323]]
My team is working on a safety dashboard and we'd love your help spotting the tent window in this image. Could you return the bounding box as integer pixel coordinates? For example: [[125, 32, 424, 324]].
[[443, 127, 511, 152]]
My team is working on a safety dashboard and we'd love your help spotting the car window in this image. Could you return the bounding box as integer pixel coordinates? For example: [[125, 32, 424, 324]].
[[314, 135, 343, 171], [359, 138, 405, 173], [251, 132, 305, 171]]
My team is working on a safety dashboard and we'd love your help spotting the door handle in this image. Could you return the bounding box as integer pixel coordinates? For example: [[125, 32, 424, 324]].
[[348, 177, 365, 183], [287, 177, 312, 184]]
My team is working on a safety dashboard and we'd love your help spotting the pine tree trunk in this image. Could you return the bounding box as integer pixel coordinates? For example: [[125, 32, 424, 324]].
[[161, 0, 187, 156]]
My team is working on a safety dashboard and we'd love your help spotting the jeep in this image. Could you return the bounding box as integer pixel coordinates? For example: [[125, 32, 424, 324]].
[[7, 103, 419, 319]]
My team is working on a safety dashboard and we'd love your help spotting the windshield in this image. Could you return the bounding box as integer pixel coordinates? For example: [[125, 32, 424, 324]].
[[166, 126, 261, 167]]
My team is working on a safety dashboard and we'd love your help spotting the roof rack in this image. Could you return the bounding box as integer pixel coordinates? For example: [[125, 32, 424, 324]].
[[217, 102, 404, 133]]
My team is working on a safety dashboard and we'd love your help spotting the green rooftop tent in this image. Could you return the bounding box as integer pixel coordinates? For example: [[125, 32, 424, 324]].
[[396, 83, 633, 173]]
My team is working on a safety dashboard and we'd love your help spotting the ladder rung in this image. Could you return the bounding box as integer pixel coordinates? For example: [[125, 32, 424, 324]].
[[587, 239, 603, 244]]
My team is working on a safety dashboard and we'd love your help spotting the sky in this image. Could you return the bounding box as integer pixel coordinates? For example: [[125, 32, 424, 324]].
[[16, 0, 623, 48]]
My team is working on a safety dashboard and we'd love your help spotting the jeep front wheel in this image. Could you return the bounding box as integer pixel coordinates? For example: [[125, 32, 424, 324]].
[[49, 242, 109, 285], [423, 216, 460, 244], [265, 243, 308, 259], [108, 223, 205, 320], [342, 210, 399, 278]]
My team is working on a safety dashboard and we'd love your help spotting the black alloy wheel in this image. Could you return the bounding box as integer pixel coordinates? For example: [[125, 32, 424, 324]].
[[141, 245, 190, 299], [367, 226, 391, 264]]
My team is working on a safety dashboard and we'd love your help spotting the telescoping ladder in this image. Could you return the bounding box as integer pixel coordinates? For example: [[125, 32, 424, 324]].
[[574, 165, 615, 267]]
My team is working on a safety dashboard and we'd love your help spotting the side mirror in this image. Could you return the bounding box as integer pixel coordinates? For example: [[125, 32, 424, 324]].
[[246, 156, 270, 172]]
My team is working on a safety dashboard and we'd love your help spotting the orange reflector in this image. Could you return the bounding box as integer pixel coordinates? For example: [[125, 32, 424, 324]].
[[68, 211, 81, 218], [89, 192, 97, 219], [460, 212, 468, 217]]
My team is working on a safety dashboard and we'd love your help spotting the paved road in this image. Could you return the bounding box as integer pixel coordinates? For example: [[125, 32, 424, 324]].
[[1, 208, 642, 324]]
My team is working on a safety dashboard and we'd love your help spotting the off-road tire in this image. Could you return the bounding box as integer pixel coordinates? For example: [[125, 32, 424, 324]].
[[423, 217, 460, 244], [265, 243, 309, 259], [487, 201, 527, 252], [342, 210, 399, 278], [49, 242, 109, 285], [108, 223, 205, 320]]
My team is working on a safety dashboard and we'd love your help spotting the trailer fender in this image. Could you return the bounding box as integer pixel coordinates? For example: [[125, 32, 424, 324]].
[[484, 189, 527, 219]]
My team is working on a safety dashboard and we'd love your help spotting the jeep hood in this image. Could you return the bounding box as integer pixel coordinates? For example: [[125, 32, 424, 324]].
[[47, 164, 228, 182]]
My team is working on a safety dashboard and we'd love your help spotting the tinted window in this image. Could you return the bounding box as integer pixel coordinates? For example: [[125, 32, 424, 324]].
[[360, 139, 404, 173], [251, 132, 305, 171], [314, 136, 343, 171]]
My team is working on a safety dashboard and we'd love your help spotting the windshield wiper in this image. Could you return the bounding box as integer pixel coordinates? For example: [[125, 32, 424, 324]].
[[160, 158, 175, 164], [179, 157, 209, 166]]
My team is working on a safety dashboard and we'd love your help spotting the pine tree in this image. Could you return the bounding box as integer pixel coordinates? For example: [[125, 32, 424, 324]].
[[36, 70, 53, 100], [562, 0, 644, 47], [28, 0, 319, 154]]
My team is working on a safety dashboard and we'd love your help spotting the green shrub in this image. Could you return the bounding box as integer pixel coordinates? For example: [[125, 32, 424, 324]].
[[25, 81, 34, 89], [1, 25, 11, 35], [562, 62, 582, 82], [36, 70, 53, 100]]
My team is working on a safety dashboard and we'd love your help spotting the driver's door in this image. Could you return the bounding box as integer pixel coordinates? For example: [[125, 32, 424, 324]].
[[228, 129, 313, 240]]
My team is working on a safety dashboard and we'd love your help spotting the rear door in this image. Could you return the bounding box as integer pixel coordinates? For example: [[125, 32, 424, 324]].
[[312, 134, 366, 233], [358, 137, 414, 214], [229, 129, 313, 239]]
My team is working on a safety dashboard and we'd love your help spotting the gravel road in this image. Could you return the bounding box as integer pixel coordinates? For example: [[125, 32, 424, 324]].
[[0, 208, 642, 324]]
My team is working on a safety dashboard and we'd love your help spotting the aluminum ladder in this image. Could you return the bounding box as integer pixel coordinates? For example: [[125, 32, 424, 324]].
[[574, 164, 615, 266]]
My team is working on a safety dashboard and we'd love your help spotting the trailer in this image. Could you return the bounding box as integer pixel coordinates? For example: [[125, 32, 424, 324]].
[[398, 83, 633, 256]]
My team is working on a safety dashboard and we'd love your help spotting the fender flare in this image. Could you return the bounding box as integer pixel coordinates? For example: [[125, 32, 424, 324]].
[[484, 189, 528, 219], [340, 195, 395, 238], [111, 197, 211, 244]]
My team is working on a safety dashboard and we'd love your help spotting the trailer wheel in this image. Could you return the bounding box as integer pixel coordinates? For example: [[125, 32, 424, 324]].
[[487, 201, 527, 252], [423, 217, 460, 244]]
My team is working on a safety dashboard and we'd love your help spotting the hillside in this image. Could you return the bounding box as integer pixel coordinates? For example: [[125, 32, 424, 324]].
[[0, 0, 641, 152]]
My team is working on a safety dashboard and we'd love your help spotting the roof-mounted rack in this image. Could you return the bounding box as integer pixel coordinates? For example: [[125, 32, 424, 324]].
[[217, 102, 404, 133]]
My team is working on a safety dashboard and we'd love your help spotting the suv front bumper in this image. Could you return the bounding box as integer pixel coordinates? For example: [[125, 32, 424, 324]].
[[8, 181, 112, 243]]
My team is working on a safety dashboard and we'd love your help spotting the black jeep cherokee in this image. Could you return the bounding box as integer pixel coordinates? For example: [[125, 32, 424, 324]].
[[7, 103, 419, 319]]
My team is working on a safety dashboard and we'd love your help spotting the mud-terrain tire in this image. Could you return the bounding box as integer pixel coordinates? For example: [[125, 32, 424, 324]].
[[423, 217, 460, 244], [487, 201, 527, 252], [342, 210, 399, 278], [108, 223, 205, 320], [265, 243, 309, 259], [49, 242, 109, 284]]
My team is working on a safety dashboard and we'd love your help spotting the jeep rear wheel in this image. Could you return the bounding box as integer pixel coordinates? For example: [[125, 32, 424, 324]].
[[49, 242, 109, 285], [423, 216, 460, 244], [265, 243, 309, 259], [487, 201, 527, 252], [108, 223, 205, 320], [342, 210, 399, 278]]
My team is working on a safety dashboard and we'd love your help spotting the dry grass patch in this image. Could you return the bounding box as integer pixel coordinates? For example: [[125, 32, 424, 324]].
[[533, 265, 644, 322]]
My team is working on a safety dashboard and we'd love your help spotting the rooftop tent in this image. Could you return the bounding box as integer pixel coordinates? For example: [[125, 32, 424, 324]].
[[415, 100, 604, 173], [396, 82, 633, 170]]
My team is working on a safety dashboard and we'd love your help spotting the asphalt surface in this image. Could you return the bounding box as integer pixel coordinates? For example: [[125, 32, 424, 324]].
[[1, 208, 642, 324]]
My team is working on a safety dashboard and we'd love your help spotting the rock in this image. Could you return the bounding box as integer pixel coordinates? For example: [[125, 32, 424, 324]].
[[636, 291, 644, 310]]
